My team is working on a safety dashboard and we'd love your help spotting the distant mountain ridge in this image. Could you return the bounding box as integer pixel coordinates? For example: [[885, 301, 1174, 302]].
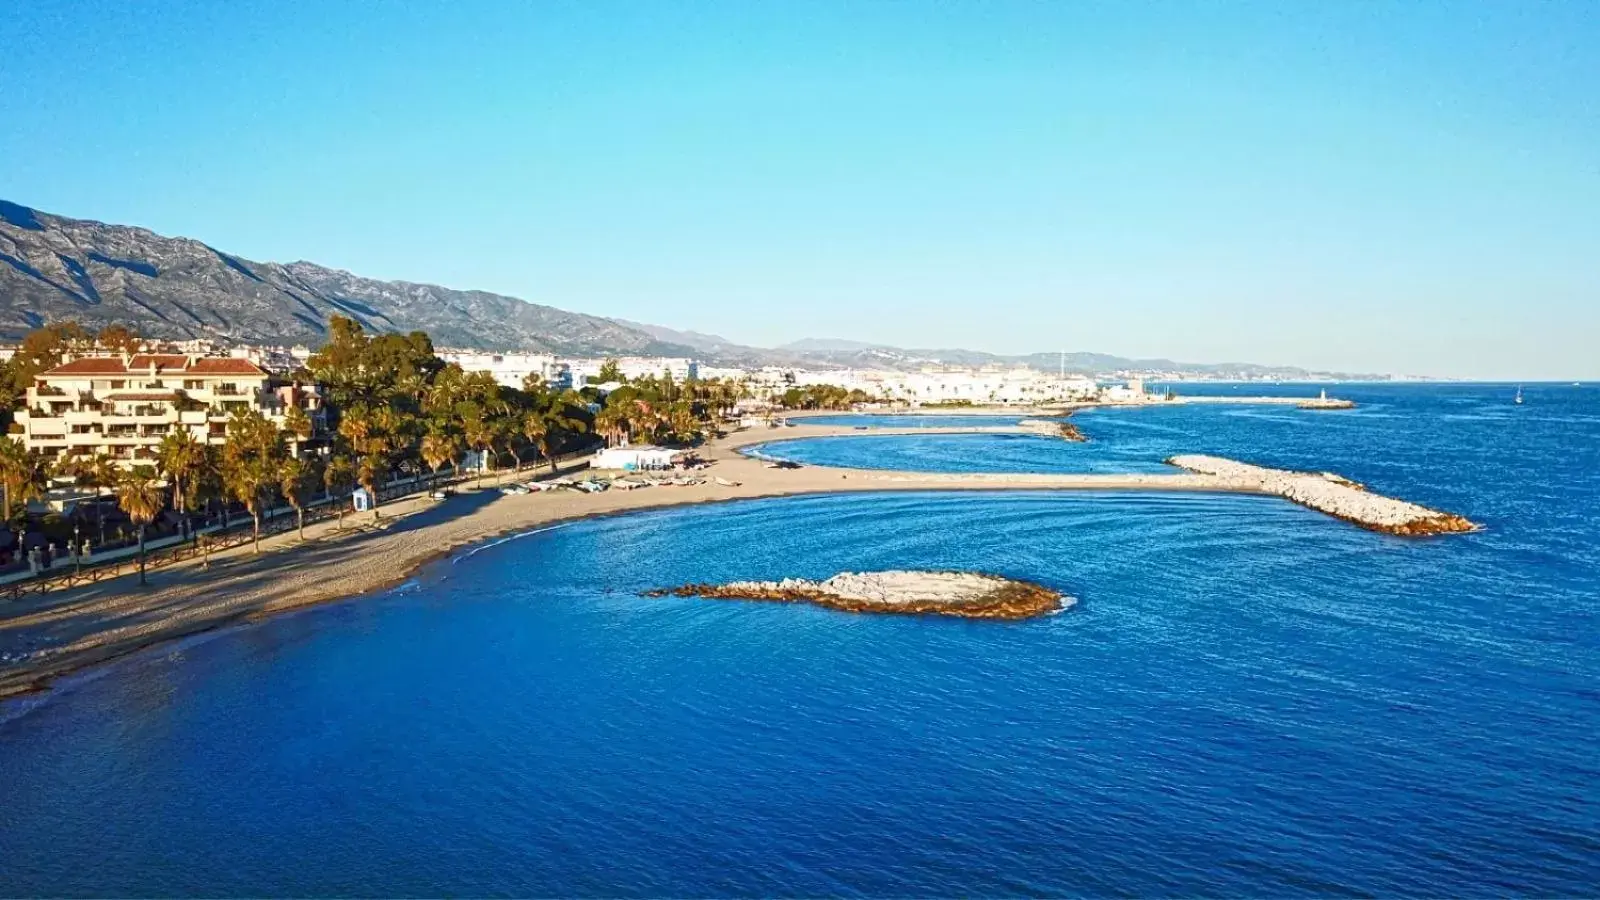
[[1, 199, 1380, 378], [783, 338, 1379, 380], [0, 198, 699, 357]]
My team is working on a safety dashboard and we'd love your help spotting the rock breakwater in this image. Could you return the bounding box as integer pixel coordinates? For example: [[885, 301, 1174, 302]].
[[1167, 455, 1476, 536], [645, 570, 1068, 619], [1019, 418, 1088, 442]]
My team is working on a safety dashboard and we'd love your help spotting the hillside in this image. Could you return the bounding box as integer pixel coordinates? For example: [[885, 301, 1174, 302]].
[[0, 199, 701, 356], [2, 199, 1380, 378]]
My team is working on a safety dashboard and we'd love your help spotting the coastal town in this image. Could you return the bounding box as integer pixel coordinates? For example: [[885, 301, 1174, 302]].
[[0, 318, 1472, 701]]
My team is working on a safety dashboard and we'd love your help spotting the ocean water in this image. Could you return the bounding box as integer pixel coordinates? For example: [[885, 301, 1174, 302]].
[[798, 413, 1029, 428], [750, 431, 1175, 473], [2, 384, 1597, 896]]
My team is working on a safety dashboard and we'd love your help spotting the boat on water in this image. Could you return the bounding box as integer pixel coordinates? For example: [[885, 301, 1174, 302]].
[[1515, 386, 1524, 405]]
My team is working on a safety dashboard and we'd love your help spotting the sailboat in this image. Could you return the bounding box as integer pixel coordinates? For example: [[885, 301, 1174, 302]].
[[1514, 386, 1524, 405]]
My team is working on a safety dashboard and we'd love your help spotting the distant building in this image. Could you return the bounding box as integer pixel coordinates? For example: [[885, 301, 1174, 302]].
[[437, 350, 564, 391], [592, 445, 682, 470], [10, 353, 325, 469], [564, 356, 700, 385]]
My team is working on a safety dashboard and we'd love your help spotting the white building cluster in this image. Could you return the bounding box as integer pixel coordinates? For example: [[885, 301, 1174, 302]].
[[11, 353, 325, 470], [746, 365, 1101, 405], [563, 356, 699, 385], [436, 350, 565, 390], [433, 352, 702, 392]]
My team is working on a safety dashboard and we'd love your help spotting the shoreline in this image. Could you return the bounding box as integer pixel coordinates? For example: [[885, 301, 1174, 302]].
[[0, 422, 1472, 703]]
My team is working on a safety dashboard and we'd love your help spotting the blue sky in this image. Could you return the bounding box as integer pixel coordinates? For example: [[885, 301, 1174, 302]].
[[2, 1, 1596, 378]]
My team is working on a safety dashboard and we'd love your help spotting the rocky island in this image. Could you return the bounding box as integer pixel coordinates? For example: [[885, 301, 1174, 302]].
[[1019, 418, 1088, 442], [644, 570, 1069, 620]]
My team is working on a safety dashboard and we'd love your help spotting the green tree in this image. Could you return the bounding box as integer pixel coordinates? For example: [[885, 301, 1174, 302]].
[[420, 428, 460, 487], [156, 430, 207, 537], [281, 405, 314, 445], [97, 323, 143, 355], [339, 406, 396, 519], [277, 455, 322, 540], [594, 406, 628, 447], [115, 466, 163, 586], [222, 410, 285, 552], [0, 439, 46, 524], [323, 455, 356, 530]]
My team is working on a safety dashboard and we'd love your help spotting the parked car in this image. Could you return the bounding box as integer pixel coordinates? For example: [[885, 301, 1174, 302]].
[[499, 484, 531, 495], [428, 489, 454, 500]]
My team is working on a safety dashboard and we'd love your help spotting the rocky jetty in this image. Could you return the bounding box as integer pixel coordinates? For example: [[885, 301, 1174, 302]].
[[645, 570, 1068, 619], [1167, 455, 1476, 536], [1297, 397, 1357, 410], [1019, 418, 1088, 442]]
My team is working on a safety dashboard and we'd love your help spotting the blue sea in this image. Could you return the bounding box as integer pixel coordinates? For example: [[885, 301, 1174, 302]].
[[2, 384, 1597, 896]]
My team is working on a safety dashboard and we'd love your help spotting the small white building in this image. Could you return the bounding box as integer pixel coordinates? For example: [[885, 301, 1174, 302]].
[[592, 445, 682, 471]]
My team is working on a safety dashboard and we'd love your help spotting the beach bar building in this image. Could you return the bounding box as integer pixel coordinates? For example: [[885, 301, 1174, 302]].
[[592, 446, 682, 471]]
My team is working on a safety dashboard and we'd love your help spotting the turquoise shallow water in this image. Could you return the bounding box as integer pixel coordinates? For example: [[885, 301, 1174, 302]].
[[1, 384, 1597, 896]]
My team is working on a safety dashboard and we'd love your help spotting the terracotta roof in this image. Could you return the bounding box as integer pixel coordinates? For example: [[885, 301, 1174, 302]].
[[43, 357, 129, 375], [40, 355, 268, 378], [186, 358, 267, 375]]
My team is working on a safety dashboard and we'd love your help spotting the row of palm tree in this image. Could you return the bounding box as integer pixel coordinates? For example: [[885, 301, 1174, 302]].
[[0, 316, 859, 589]]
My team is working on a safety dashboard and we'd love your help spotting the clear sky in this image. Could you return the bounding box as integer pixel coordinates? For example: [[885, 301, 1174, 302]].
[[2, 1, 1596, 378]]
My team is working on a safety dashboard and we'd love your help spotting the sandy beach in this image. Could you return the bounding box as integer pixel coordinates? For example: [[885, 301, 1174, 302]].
[[0, 422, 1460, 700]]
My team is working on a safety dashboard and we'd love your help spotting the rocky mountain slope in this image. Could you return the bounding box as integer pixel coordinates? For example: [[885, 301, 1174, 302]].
[[0, 199, 699, 356], [781, 339, 1376, 380], [2, 198, 1379, 378]]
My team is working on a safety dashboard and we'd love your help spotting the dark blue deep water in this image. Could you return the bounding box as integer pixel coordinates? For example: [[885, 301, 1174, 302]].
[[2, 384, 1597, 896]]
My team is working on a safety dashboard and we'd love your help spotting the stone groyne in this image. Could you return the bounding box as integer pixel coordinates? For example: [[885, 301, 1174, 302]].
[[1297, 397, 1357, 410], [1019, 418, 1089, 442], [645, 570, 1069, 620], [1167, 455, 1476, 536]]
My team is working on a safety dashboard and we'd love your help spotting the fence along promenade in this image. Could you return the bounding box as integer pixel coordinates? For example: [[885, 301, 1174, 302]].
[[0, 448, 596, 603]]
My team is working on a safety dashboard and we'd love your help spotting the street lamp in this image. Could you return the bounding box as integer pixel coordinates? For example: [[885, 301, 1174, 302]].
[[73, 523, 81, 575]]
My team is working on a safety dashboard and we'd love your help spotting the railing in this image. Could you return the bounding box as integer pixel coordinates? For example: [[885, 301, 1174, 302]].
[[0, 444, 601, 604]]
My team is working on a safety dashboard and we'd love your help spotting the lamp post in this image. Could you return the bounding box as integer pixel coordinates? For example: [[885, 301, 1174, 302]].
[[74, 523, 81, 575]]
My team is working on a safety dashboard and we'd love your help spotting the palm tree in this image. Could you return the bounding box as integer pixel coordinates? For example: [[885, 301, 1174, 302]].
[[277, 455, 321, 540], [463, 413, 495, 486], [529, 405, 588, 471], [281, 405, 314, 455], [520, 413, 548, 469], [339, 406, 395, 519], [323, 455, 355, 530], [222, 411, 285, 552], [0, 439, 45, 524], [420, 429, 459, 487], [594, 407, 628, 448], [115, 466, 162, 586], [156, 430, 207, 537]]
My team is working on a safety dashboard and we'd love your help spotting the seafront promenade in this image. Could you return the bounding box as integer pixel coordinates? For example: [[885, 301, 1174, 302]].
[[0, 421, 1471, 700]]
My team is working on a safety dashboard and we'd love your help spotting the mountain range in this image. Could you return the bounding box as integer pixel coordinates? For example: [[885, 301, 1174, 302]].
[[1, 198, 1380, 379]]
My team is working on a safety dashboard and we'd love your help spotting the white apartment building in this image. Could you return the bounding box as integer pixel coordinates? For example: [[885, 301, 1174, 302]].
[[564, 356, 699, 385], [778, 366, 1100, 405], [437, 350, 564, 391], [10, 354, 325, 469]]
